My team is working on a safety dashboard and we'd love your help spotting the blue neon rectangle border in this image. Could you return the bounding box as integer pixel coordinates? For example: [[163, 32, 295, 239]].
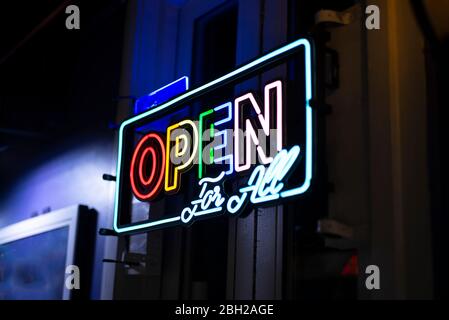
[[114, 38, 313, 234]]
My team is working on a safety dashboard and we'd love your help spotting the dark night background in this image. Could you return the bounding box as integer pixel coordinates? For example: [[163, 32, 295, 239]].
[[0, 0, 125, 192]]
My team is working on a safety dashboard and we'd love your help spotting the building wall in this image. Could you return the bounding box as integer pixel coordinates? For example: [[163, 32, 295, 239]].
[[326, 0, 433, 299]]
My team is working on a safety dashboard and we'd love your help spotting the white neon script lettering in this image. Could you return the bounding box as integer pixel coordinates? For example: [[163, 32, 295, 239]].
[[180, 172, 226, 223], [181, 146, 301, 224], [228, 146, 300, 212]]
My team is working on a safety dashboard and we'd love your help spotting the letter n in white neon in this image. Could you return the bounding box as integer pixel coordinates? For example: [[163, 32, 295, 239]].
[[234, 80, 283, 172]]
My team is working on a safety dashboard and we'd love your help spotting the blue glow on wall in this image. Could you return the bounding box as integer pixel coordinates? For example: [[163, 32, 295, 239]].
[[0, 134, 115, 300]]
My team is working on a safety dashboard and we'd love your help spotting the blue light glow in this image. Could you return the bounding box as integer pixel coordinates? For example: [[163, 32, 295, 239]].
[[134, 76, 189, 115]]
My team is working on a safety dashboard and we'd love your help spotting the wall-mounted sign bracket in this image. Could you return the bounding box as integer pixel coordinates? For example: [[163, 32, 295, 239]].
[[315, 9, 353, 27]]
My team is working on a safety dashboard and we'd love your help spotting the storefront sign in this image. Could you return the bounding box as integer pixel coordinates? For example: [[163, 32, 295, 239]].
[[113, 38, 314, 234]]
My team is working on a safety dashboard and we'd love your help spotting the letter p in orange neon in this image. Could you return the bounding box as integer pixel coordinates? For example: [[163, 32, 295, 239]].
[[165, 120, 199, 193]]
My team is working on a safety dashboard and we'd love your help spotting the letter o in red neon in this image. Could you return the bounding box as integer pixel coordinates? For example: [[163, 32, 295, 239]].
[[130, 133, 165, 201]]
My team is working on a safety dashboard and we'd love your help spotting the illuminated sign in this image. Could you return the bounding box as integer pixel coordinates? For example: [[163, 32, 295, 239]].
[[134, 76, 189, 115], [114, 38, 314, 234]]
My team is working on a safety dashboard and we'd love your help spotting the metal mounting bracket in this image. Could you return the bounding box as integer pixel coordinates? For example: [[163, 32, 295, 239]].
[[315, 9, 353, 27]]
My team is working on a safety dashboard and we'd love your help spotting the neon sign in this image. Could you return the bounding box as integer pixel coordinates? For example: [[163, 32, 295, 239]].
[[113, 38, 314, 234]]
